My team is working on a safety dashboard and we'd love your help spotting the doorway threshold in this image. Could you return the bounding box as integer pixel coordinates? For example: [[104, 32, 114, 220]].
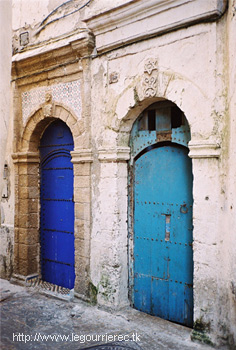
[[25, 274, 74, 301]]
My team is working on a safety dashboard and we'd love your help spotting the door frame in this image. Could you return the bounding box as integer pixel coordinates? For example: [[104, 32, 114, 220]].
[[13, 103, 93, 298]]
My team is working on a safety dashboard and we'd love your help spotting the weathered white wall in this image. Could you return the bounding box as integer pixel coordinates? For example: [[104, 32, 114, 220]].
[[0, 0, 13, 279], [223, 0, 236, 344], [12, 0, 65, 29], [0, 0, 12, 196]]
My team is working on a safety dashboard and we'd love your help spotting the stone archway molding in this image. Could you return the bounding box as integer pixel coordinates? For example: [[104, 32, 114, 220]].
[[20, 97, 82, 153], [110, 64, 221, 158]]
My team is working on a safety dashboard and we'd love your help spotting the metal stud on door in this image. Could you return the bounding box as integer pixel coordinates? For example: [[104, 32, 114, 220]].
[[40, 120, 75, 289]]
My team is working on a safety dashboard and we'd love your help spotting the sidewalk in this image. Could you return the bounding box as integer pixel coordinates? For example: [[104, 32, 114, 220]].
[[0, 279, 214, 350]]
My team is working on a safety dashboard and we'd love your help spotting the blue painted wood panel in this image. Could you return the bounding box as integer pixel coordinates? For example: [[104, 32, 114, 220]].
[[133, 144, 193, 326], [40, 120, 75, 289]]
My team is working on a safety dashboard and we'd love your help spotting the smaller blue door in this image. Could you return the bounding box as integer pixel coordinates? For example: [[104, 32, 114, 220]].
[[40, 120, 75, 289]]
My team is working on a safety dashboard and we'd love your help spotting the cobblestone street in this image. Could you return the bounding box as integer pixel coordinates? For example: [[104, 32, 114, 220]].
[[0, 279, 215, 350]]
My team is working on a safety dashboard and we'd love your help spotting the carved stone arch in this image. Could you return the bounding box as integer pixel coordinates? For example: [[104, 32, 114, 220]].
[[20, 103, 81, 152], [110, 68, 211, 149]]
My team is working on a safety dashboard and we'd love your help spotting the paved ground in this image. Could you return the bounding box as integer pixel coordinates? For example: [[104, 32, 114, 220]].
[[0, 279, 215, 350]]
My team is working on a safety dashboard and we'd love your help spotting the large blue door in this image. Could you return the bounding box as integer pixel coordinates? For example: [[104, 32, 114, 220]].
[[40, 120, 75, 289], [133, 144, 193, 326]]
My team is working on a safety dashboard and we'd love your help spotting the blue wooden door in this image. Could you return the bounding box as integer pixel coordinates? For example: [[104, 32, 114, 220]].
[[133, 144, 193, 326], [40, 120, 75, 289]]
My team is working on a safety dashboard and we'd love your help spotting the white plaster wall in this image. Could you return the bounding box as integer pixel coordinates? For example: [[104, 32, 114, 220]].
[[84, 0, 132, 18], [222, 0, 236, 344], [0, 0, 12, 196], [12, 0, 87, 54], [91, 161, 129, 307], [0, 0, 13, 279], [12, 0, 65, 29]]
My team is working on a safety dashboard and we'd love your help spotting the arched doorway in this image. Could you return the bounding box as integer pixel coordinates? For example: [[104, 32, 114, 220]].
[[40, 120, 75, 289], [129, 101, 193, 327]]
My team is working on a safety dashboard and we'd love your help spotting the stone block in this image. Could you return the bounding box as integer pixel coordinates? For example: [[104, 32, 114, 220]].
[[74, 163, 91, 176], [27, 164, 39, 176], [67, 114, 77, 127], [19, 175, 28, 187], [19, 187, 28, 199], [22, 129, 31, 141], [18, 259, 28, 276], [18, 228, 39, 245], [28, 187, 39, 199], [74, 276, 87, 295], [18, 215, 29, 228], [21, 139, 29, 151], [28, 199, 39, 213], [74, 176, 90, 190], [27, 258, 38, 274], [18, 244, 28, 261], [28, 141, 38, 152], [74, 238, 90, 258], [18, 229, 28, 244], [18, 165, 28, 175], [28, 213, 38, 228], [73, 135, 86, 149], [28, 175, 39, 187], [47, 67, 65, 79], [59, 108, 70, 122], [28, 229, 39, 244], [65, 62, 82, 75], [74, 187, 90, 203], [28, 244, 39, 261], [75, 202, 90, 221], [18, 200, 28, 215]]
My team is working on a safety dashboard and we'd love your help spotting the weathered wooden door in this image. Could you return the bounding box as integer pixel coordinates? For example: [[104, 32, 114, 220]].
[[131, 102, 193, 327], [40, 120, 75, 289]]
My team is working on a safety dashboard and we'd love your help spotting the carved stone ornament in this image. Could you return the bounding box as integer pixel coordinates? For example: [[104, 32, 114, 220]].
[[143, 76, 157, 98], [144, 59, 158, 75], [42, 92, 54, 117], [143, 58, 158, 98]]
